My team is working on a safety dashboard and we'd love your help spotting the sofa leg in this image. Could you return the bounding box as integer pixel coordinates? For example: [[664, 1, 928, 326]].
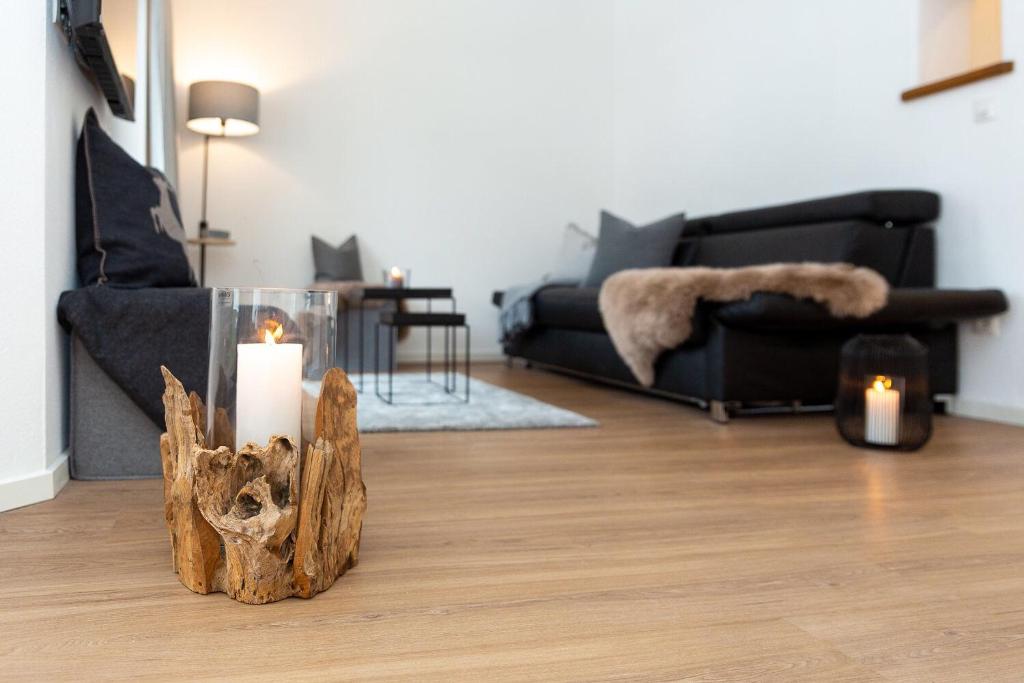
[[709, 400, 730, 424]]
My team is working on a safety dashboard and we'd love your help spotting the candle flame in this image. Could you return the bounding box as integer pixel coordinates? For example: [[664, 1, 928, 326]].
[[262, 320, 284, 345], [389, 266, 403, 278], [871, 375, 892, 392]]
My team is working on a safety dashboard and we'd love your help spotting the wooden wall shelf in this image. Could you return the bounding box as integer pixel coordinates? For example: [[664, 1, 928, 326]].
[[187, 237, 236, 246], [902, 60, 1014, 102]]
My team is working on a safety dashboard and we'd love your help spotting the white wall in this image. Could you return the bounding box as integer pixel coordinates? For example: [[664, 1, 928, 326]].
[[1, 4, 137, 511], [919, 0, 974, 82], [0, 2, 50, 509], [611, 0, 1024, 422], [172, 0, 615, 359]]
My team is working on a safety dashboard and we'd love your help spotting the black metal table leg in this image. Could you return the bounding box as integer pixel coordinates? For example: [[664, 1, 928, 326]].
[[359, 303, 365, 393], [342, 308, 348, 375], [444, 325, 451, 393], [373, 322, 380, 401], [388, 324, 395, 404], [373, 322, 397, 406], [452, 325, 458, 393]]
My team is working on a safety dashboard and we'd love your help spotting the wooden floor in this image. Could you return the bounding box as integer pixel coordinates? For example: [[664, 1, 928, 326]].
[[4, 364, 1024, 681]]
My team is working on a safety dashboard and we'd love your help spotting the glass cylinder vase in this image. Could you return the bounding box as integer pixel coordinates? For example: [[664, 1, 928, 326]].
[[207, 287, 337, 453]]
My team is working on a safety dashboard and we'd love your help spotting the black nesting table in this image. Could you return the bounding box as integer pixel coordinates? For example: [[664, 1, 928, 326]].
[[357, 287, 470, 404]]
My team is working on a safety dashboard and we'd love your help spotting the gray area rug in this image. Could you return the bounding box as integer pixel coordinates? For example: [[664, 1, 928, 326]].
[[342, 373, 598, 433]]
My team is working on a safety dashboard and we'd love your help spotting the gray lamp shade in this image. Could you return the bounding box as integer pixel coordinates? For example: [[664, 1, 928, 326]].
[[186, 81, 260, 137]]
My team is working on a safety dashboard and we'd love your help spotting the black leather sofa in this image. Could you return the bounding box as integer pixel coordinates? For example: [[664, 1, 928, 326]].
[[494, 190, 1008, 421]]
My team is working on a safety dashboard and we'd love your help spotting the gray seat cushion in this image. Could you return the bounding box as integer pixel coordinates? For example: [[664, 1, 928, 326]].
[[531, 286, 709, 346], [533, 287, 604, 331]]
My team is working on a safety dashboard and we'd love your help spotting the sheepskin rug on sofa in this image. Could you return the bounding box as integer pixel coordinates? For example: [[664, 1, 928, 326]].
[[598, 263, 889, 386]]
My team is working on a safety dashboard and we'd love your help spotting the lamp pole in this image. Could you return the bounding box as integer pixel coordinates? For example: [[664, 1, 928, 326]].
[[198, 133, 211, 286], [187, 79, 259, 287]]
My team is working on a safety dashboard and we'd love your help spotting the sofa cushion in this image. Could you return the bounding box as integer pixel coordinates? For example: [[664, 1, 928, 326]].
[[713, 289, 1008, 332], [685, 190, 939, 235], [76, 108, 195, 288], [530, 286, 709, 347], [688, 220, 909, 284], [583, 210, 687, 287], [533, 287, 604, 331]]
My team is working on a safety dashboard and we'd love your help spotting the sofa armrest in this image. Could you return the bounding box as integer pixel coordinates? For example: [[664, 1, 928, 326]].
[[713, 288, 1008, 332]]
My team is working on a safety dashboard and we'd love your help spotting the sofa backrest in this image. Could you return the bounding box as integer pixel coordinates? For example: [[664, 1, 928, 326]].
[[672, 190, 938, 287]]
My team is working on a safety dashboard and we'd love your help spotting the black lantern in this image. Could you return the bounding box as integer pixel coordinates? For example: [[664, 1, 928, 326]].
[[836, 334, 932, 451]]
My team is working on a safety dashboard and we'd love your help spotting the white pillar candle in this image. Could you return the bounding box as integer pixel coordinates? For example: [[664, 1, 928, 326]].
[[864, 376, 900, 446], [236, 325, 303, 449]]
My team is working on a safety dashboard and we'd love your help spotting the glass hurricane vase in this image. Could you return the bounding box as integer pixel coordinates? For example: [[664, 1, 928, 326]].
[[206, 287, 337, 453]]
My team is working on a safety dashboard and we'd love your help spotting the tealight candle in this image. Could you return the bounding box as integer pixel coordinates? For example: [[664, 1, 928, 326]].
[[386, 266, 405, 289], [864, 375, 900, 446]]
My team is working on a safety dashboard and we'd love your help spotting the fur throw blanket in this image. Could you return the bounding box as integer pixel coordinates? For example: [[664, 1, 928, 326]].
[[598, 263, 889, 387]]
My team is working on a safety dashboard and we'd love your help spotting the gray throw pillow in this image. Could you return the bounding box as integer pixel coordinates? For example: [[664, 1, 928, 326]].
[[582, 210, 687, 287], [312, 235, 363, 281]]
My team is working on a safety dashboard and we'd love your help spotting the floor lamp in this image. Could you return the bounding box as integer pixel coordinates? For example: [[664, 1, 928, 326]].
[[186, 80, 260, 286]]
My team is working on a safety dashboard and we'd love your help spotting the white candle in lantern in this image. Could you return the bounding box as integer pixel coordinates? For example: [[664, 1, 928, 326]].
[[235, 321, 302, 449], [864, 375, 900, 446], [387, 266, 405, 289]]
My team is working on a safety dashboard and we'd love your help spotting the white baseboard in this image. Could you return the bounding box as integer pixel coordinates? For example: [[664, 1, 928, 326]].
[[948, 398, 1024, 427], [0, 450, 70, 513]]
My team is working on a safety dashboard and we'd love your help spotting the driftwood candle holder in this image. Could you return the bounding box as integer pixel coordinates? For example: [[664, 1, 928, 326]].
[[159, 366, 366, 604]]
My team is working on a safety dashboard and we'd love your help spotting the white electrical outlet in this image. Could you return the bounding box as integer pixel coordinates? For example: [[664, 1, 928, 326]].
[[971, 316, 1001, 336], [973, 98, 997, 124]]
